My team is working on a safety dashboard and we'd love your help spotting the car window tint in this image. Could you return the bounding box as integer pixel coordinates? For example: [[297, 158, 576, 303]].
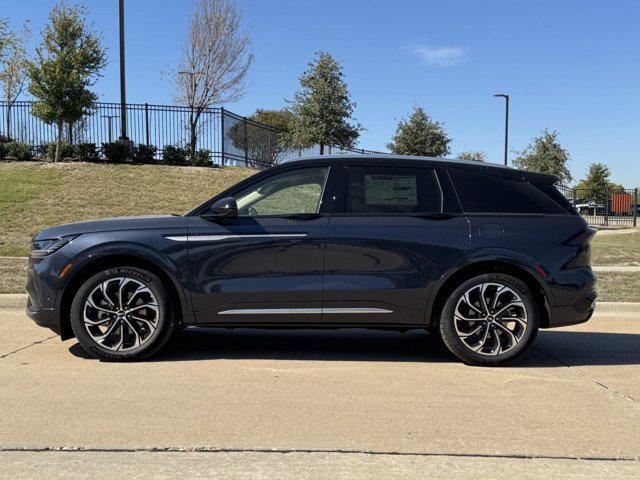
[[346, 167, 442, 214], [449, 170, 567, 214], [236, 167, 329, 216]]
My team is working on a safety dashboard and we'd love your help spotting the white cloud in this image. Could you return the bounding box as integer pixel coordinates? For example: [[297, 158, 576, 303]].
[[411, 44, 469, 67]]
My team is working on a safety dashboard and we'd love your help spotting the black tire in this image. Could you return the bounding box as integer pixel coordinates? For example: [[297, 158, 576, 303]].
[[70, 266, 175, 361], [438, 272, 539, 366]]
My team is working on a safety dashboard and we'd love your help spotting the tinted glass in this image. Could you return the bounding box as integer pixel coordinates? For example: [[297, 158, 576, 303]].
[[346, 166, 442, 214], [449, 170, 567, 214], [235, 167, 329, 216]]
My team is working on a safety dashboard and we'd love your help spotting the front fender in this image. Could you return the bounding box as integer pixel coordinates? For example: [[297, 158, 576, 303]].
[[57, 240, 191, 317]]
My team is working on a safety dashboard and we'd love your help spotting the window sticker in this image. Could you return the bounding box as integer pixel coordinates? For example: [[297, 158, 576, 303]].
[[364, 175, 417, 206]]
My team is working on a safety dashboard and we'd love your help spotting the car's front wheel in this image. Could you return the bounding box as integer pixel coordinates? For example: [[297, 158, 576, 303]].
[[438, 273, 539, 366], [70, 266, 175, 361]]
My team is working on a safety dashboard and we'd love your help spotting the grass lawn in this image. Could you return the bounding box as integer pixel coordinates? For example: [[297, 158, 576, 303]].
[[594, 272, 640, 303], [0, 161, 256, 257], [0, 257, 26, 294], [590, 230, 640, 266]]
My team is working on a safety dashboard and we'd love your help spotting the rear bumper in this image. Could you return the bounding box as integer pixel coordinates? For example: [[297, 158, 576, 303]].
[[547, 289, 597, 328]]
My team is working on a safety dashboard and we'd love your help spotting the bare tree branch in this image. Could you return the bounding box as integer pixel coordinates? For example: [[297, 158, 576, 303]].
[[173, 0, 253, 155], [0, 20, 30, 139]]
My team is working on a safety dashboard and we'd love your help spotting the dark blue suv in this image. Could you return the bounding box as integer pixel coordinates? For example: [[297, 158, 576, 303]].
[[26, 155, 597, 365]]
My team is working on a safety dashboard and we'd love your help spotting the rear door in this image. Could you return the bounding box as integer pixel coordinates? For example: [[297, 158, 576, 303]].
[[322, 164, 469, 325]]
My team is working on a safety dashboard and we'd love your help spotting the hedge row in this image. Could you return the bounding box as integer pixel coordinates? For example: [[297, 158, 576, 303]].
[[0, 139, 217, 167]]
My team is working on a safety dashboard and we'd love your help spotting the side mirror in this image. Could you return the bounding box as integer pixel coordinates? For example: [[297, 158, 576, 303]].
[[207, 197, 238, 219]]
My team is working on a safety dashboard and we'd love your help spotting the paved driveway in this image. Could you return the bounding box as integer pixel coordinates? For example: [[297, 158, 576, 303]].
[[1, 307, 639, 478]]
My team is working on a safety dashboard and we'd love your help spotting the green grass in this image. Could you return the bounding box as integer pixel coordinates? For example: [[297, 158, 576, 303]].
[[0, 161, 257, 257], [0, 257, 26, 294], [590, 230, 640, 266], [594, 272, 640, 302]]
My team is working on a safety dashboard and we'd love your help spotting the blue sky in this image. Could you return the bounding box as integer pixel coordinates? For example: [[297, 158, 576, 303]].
[[4, 0, 640, 185]]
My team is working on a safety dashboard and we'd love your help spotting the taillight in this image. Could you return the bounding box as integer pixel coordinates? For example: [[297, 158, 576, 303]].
[[562, 228, 595, 269], [563, 228, 596, 246]]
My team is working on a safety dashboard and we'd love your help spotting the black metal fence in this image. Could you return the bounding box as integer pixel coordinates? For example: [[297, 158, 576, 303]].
[[558, 186, 638, 227], [0, 100, 380, 167]]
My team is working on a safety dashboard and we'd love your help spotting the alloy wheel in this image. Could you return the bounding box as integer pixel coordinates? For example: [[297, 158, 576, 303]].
[[453, 282, 528, 356], [83, 277, 160, 352]]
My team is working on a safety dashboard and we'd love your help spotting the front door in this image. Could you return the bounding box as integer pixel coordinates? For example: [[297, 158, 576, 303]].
[[187, 165, 333, 324], [322, 165, 469, 325]]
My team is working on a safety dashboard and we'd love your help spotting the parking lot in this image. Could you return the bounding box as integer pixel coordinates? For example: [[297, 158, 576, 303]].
[[2, 306, 640, 478]]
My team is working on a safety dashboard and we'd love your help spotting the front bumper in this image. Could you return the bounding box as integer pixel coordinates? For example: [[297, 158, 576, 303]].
[[26, 302, 62, 336]]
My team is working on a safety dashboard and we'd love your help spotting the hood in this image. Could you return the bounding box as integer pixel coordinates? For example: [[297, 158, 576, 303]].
[[33, 215, 189, 240]]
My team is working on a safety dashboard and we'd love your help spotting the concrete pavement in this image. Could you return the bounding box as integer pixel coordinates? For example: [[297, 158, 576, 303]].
[[1, 307, 640, 478]]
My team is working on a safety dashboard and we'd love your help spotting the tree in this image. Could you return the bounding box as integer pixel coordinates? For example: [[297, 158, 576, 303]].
[[387, 107, 451, 157], [574, 163, 623, 203], [512, 129, 572, 185], [226, 108, 296, 167], [28, 3, 105, 162], [288, 51, 360, 153], [174, 0, 253, 155], [0, 20, 30, 140], [457, 150, 486, 162]]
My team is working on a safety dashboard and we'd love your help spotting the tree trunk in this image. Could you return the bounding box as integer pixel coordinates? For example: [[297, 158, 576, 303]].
[[55, 122, 63, 163], [189, 108, 198, 157], [189, 120, 197, 157], [5, 105, 11, 141]]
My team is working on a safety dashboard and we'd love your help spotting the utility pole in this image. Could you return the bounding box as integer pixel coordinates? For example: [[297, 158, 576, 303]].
[[494, 93, 509, 166]]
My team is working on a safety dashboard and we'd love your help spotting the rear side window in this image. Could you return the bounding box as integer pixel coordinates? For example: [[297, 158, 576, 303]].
[[449, 170, 568, 214], [346, 166, 442, 214]]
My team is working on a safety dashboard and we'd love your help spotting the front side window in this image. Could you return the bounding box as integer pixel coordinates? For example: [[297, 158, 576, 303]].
[[235, 167, 329, 216], [345, 166, 442, 214]]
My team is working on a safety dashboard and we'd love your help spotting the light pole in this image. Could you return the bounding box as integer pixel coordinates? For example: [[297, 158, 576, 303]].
[[494, 93, 509, 166], [118, 0, 128, 142]]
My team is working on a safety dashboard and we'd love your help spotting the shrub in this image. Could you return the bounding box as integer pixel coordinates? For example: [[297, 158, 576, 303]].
[[162, 145, 188, 165], [74, 143, 98, 162], [189, 149, 212, 167], [5, 141, 33, 161], [41, 141, 75, 161], [0, 143, 6, 161], [101, 141, 130, 163], [133, 143, 157, 163]]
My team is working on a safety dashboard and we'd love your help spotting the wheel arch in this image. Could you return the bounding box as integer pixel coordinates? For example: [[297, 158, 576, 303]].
[[58, 251, 190, 340], [426, 260, 551, 329]]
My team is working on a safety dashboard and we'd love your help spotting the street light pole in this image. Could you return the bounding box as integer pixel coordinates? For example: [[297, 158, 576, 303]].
[[494, 93, 509, 166], [118, 0, 128, 141]]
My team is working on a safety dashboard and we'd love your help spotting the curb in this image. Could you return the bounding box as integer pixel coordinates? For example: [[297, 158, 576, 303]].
[[0, 294, 638, 317]]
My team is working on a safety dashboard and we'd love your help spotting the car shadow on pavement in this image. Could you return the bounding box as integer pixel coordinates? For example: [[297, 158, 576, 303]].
[[68, 328, 640, 367]]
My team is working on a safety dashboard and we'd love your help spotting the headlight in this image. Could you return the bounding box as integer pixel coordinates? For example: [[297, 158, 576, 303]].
[[30, 234, 79, 257]]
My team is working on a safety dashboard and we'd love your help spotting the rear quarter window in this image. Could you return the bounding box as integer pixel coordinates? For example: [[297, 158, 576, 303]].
[[449, 170, 569, 214]]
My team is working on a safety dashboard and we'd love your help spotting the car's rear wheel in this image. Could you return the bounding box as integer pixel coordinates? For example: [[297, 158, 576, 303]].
[[438, 273, 539, 366], [70, 266, 175, 361]]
